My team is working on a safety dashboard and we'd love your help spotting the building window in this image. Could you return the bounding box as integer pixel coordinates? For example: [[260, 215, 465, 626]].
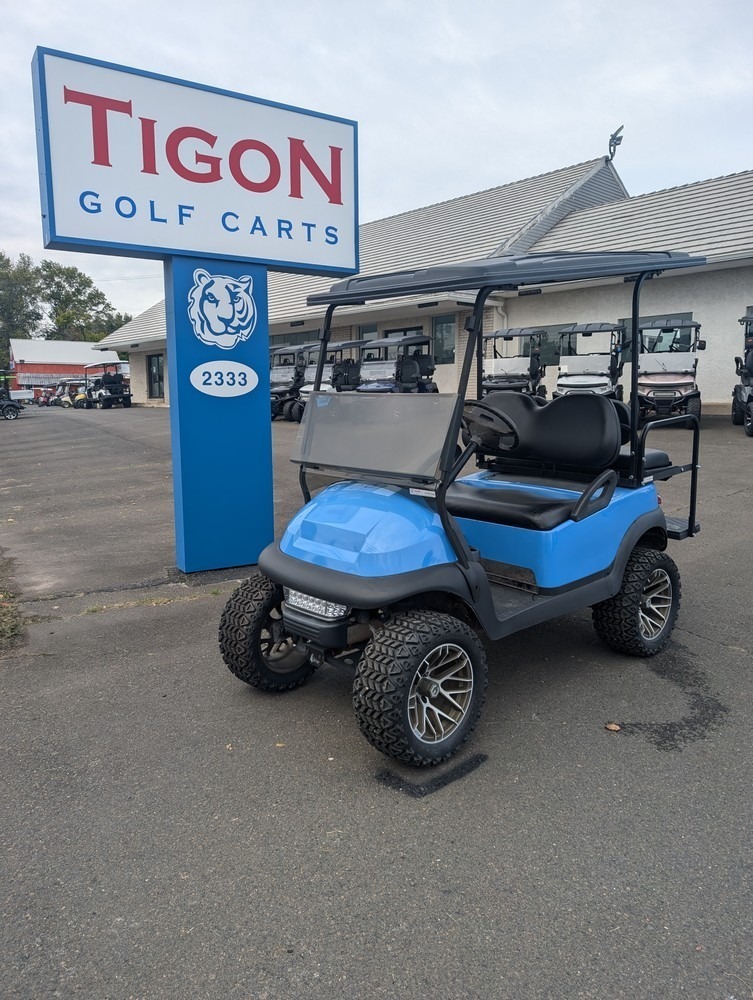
[[381, 326, 423, 359], [358, 323, 378, 339], [147, 354, 164, 399], [432, 315, 456, 364]]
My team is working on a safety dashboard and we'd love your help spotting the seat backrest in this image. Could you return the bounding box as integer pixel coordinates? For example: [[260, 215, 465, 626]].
[[415, 353, 435, 378], [612, 400, 631, 444], [532, 394, 621, 467], [397, 357, 421, 386], [473, 391, 621, 470]]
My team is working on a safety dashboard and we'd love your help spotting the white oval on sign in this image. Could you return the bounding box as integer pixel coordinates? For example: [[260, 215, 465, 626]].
[[189, 360, 259, 397]]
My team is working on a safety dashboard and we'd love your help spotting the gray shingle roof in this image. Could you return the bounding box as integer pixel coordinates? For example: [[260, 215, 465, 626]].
[[530, 170, 753, 261], [9, 339, 122, 365]]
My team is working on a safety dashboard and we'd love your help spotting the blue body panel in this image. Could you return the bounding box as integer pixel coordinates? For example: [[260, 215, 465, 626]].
[[455, 472, 659, 588], [280, 482, 455, 576], [280, 474, 660, 588]]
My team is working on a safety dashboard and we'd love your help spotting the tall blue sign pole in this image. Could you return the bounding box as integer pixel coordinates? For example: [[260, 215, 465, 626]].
[[165, 258, 273, 571], [32, 48, 358, 573]]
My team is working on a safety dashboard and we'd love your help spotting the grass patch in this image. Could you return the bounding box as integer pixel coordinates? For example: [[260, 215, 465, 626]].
[[0, 589, 25, 652]]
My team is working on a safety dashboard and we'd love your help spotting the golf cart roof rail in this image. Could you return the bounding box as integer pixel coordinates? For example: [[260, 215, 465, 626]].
[[557, 322, 626, 334], [83, 362, 121, 370], [483, 327, 548, 340], [307, 251, 707, 307], [362, 333, 433, 350], [638, 318, 702, 330]]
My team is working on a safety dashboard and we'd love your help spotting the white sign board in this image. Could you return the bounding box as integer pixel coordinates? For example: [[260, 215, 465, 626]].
[[32, 49, 359, 275]]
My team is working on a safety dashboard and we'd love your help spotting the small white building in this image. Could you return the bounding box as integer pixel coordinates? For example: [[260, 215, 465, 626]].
[[97, 155, 753, 410]]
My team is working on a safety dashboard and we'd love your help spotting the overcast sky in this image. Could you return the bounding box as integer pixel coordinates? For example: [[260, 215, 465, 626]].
[[3, 0, 752, 318]]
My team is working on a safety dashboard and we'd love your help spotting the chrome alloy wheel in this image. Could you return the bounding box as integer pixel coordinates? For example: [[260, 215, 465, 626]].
[[639, 568, 673, 640], [407, 643, 474, 744]]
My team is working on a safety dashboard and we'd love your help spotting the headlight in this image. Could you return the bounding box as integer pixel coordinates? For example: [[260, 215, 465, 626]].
[[285, 589, 350, 619]]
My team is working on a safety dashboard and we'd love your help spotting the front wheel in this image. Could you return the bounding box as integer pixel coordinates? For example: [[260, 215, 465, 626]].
[[731, 397, 744, 425], [219, 570, 316, 691], [291, 400, 305, 422], [2, 405, 19, 420], [592, 547, 681, 656], [353, 611, 487, 766], [686, 396, 701, 425]]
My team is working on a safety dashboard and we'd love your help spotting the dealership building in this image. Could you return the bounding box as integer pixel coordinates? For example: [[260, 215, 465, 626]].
[[97, 155, 753, 408]]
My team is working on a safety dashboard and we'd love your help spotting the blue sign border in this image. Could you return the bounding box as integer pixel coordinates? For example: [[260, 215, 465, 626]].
[[32, 47, 359, 276]]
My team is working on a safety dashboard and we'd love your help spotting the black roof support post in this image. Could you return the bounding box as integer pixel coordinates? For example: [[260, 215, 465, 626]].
[[628, 271, 649, 485], [313, 304, 337, 391]]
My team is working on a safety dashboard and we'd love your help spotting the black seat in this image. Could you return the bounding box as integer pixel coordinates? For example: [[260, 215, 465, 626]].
[[446, 482, 577, 531], [477, 391, 621, 468], [611, 400, 671, 474]]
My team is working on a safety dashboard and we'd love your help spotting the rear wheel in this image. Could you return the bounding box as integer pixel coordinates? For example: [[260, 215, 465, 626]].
[[291, 400, 305, 422], [219, 570, 316, 691], [2, 405, 19, 420], [592, 547, 680, 656], [353, 611, 487, 766], [745, 403, 753, 437]]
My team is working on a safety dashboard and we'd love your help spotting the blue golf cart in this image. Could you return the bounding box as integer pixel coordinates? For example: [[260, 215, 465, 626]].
[[220, 250, 705, 766]]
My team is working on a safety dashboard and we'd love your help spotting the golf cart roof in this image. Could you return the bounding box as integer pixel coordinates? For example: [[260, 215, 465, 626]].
[[558, 322, 625, 334], [483, 328, 548, 341], [331, 339, 368, 352], [83, 362, 121, 371], [638, 318, 702, 330], [362, 333, 432, 351], [271, 341, 320, 357], [307, 251, 706, 307]]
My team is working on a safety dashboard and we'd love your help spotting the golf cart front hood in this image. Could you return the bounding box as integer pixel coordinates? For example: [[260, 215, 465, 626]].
[[279, 481, 455, 577], [556, 374, 612, 394]]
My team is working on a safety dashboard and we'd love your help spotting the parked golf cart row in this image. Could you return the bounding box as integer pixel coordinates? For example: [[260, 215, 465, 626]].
[[731, 314, 753, 437], [221, 249, 707, 769], [32, 364, 132, 410], [483, 319, 706, 425], [270, 333, 438, 422]]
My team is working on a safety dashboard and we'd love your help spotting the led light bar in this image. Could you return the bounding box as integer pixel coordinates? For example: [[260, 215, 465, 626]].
[[285, 589, 349, 620]]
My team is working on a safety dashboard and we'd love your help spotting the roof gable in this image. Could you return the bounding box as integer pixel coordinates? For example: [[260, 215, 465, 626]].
[[530, 169, 753, 261]]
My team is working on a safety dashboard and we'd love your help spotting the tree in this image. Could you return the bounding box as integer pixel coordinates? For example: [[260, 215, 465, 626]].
[[0, 252, 43, 369], [38, 261, 130, 343]]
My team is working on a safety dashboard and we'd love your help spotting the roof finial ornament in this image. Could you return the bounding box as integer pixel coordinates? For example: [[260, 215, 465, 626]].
[[608, 125, 624, 161]]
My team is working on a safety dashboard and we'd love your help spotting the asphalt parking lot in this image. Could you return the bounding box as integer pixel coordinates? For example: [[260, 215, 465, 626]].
[[1, 403, 752, 1000]]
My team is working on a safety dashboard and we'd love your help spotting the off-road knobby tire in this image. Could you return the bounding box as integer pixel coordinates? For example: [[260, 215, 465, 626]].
[[2, 404, 19, 420], [745, 403, 753, 438], [731, 397, 745, 425], [218, 570, 316, 691], [352, 611, 487, 767], [282, 399, 296, 421], [592, 547, 681, 657], [686, 396, 701, 425], [122, 397, 132, 408]]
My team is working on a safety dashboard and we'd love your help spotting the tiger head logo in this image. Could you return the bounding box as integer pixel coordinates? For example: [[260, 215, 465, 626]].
[[187, 269, 257, 350]]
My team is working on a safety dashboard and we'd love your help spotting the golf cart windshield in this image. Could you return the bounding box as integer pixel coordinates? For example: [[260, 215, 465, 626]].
[[643, 328, 693, 353], [291, 391, 461, 486]]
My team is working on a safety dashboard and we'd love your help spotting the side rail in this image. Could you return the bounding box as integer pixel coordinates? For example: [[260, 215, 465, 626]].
[[639, 414, 700, 539]]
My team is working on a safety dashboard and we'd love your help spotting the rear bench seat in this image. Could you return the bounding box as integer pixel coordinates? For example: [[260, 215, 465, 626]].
[[446, 392, 671, 530]]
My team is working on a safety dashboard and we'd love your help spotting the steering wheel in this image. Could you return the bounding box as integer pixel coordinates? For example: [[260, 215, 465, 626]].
[[462, 400, 520, 452]]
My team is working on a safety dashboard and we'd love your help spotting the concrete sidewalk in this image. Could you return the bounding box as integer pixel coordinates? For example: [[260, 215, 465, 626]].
[[2, 406, 752, 1000]]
